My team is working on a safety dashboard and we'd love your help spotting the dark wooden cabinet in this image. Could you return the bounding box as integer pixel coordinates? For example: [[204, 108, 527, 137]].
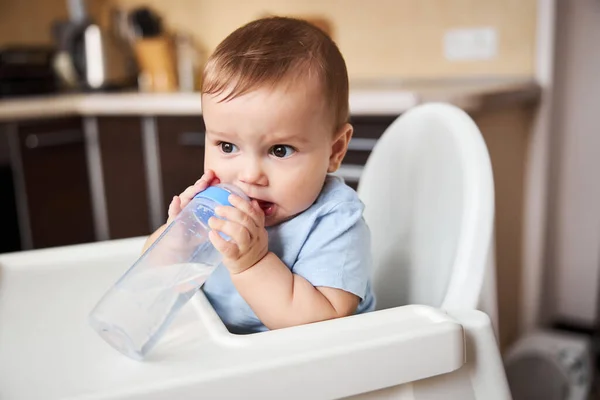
[[9, 117, 95, 249], [156, 116, 206, 212], [3, 113, 398, 249], [96, 117, 152, 239], [342, 115, 399, 189], [350, 116, 398, 139]]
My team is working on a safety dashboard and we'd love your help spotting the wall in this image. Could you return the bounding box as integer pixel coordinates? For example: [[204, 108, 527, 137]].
[[1, 0, 537, 80], [0, 0, 68, 46], [545, 0, 600, 326], [0, 0, 68, 165], [473, 105, 535, 348], [100, 0, 537, 80]]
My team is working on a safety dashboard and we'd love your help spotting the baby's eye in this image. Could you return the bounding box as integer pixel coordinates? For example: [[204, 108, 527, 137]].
[[219, 142, 239, 154], [269, 145, 296, 158]]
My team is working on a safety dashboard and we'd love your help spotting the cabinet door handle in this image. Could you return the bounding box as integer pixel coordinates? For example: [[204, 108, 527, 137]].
[[25, 130, 83, 149], [347, 137, 378, 152], [178, 131, 206, 146]]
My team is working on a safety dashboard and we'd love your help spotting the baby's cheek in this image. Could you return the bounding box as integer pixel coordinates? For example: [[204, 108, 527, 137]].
[[205, 159, 231, 182], [290, 191, 319, 214]]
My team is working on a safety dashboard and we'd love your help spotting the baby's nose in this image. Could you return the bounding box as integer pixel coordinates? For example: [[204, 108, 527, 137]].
[[239, 162, 268, 186]]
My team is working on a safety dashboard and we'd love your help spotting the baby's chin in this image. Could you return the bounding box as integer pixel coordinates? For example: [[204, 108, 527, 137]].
[[263, 207, 305, 227], [258, 197, 318, 227], [264, 213, 285, 227]]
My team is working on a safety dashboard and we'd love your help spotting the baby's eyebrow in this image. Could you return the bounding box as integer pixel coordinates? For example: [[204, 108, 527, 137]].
[[269, 133, 309, 144], [206, 130, 238, 139]]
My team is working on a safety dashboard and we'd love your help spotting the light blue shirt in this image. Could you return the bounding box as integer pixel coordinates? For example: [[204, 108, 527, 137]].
[[202, 175, 376, 334]]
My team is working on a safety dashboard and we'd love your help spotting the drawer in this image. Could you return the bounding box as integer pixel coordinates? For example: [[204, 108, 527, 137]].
[[345, 116, 398, 165], [344, 137, 379, 165], [338, 115, 398, 189], [11, 117, 95, 249], [96, 117, 151, 238], [350, 116, 398, 138], [156, 116, 206, 212]]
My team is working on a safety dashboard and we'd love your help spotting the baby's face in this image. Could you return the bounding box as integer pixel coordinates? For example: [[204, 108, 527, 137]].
[[202, 78, 346, 226]]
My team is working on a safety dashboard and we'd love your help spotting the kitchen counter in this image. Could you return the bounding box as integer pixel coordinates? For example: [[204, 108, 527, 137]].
[[0, 77, 540, 121]]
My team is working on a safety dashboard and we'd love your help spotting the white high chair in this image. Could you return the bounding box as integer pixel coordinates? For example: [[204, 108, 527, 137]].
[[359, 102, 499, 330], [0, 103, 511, 399]]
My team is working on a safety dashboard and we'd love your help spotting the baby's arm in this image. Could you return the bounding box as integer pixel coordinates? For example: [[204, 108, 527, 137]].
[[231, 254, 360, 329], [208, 195, 362, 329], [141, 170, 220, 254]]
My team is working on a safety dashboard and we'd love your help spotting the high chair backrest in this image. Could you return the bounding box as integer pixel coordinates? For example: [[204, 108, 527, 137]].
[[357, 103, 495, 315]]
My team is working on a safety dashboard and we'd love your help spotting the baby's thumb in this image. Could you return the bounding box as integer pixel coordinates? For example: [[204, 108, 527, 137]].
[[251, 199, 264, 214], [167, 196, 182, 224]]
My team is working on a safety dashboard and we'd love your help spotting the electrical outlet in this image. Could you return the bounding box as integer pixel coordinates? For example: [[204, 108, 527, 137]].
[[443, 27, 498, 61]]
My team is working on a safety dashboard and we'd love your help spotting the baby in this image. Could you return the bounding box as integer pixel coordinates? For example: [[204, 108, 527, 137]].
[[144, 16, 375, 334]]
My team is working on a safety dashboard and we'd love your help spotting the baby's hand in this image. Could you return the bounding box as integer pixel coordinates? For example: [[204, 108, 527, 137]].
[[208, 195, 268, 275], [167, 170, 220, 224]]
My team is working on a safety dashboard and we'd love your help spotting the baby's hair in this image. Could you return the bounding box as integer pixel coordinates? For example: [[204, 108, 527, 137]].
[[202, 16, 349, 131]]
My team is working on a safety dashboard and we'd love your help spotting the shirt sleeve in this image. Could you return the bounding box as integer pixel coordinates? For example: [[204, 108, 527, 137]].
[[291, 200, 372, 300]]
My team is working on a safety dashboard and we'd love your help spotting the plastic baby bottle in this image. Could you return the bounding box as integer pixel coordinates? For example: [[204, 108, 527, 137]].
[[88, 183, 246, 360]]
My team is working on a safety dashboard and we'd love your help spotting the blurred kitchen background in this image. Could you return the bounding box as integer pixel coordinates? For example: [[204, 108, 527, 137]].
[[0, 0, 599, 397]]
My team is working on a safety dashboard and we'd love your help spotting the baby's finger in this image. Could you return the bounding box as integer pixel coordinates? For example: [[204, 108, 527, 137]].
[[208, 217, 252, 249], [180, 170, 221, 208], [179, 184, 201, 208], [194, 170, 213, 184], [229, 195, 265, 227], [209, 230, 240, 260], [177, 171, 222, 211], [194, 170, 216, 189], [215, 205, 258, 230], [251, 200, 265, 222], [167, 196, 182, 223]]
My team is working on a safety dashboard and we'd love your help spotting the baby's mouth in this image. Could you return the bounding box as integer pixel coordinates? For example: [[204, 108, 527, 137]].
[[255, 200, 276, 217]]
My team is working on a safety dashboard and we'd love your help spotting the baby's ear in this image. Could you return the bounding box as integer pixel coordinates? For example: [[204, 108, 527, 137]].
[[328, 123, 353, 173]]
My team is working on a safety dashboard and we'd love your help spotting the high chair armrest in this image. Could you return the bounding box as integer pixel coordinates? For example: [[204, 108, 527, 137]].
[[177, 293, 467, 400]]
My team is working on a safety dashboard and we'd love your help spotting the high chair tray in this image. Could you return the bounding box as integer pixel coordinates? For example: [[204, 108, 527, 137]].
[[0, 238, 465, 400]]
